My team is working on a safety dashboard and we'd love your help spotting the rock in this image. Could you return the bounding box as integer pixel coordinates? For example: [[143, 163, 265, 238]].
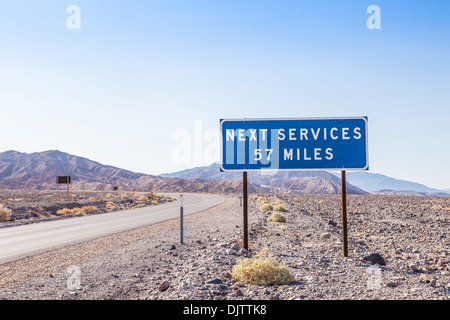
[[207, 278, 223, 285], [328, 220, 337, 227], [386, 282, 399, 288], [225, 249, 235, 255], [409, 263, 424, 273], [320, 233, 330, 239], [363, 253, 386, 266], [430, 279, 437, 287], [169, 245, 176, 250], [158, 280, 170, 292], [235, 289, 244, 297]]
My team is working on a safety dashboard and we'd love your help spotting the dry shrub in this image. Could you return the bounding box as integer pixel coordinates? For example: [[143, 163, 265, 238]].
[[137, 195, 148, 202], [260, 204, 273, 211], [56, 206, 98, 215], [0, 204, 12, 222], [81, 206, 97, 212], [432, 205, 450, 210], [56, 208, 73, 215], [151, 201, 158, 205], [88, 197, 96, 201], [257, 197, 266, 202], [148, 192, 161, 200], [273, 205, 288, 212], [105, 193, 114, 199], [106, 201, 117, 209], [230, 248, 294, 286], [268, 212, 286, 222]]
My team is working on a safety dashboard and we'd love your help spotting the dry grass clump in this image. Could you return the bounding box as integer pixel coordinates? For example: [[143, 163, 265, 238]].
[[56, 208, 73, 215], [260, 204, 274, 211], [151, 201, 158, 205], [273, 204, 288, 212], [56, 206, 98, 215], [268, 212, 286, 222], [81, 205, 98, 211], [432, 205, 450, 210], [0, 204, 12, 222], [106, 201, 117, 209], [148, 192, 161, 200], [230, 248, 294, 286], [136, 195, 148, 202]]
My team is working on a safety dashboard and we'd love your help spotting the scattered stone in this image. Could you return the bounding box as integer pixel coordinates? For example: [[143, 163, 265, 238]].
[[386, 282, 399, 288], [320, 233, 330, 239], [363, 253, 386, 266], [207, 278, 223, 285], [235, 290, 244, 297], [158, 281, 170, 292]]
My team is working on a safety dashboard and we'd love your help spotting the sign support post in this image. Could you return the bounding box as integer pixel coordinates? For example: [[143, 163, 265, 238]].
[[243, 171, 248, 251], [180, 194, 184, 245], [341, 170, 348, 257]]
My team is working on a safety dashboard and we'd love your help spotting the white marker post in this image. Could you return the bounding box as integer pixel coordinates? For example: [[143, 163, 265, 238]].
[[180, 194, 184, 244]]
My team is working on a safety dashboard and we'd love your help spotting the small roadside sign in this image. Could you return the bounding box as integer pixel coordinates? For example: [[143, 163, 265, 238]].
[[56, 176, 71, 201]]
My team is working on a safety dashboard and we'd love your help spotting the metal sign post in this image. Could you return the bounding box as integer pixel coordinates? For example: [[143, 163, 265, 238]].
[[243, 172, 248, 251], [341, 170, 348, 257], [180, 194, 184, 245]]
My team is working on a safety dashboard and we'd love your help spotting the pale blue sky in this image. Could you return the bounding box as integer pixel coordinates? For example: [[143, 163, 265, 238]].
[[0, 1, 449, 189]]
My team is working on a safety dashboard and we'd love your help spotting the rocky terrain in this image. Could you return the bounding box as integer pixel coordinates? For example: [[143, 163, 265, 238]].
[[0, 192, 448, 300]]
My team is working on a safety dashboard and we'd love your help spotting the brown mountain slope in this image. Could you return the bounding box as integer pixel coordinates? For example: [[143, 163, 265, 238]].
[[0, 150, 260, 193]]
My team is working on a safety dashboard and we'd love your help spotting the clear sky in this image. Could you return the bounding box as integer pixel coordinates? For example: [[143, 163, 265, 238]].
[[0, 1, 449, 189]]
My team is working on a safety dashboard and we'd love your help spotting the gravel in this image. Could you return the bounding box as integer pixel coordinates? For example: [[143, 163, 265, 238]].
[[0, 193, 449, 300]]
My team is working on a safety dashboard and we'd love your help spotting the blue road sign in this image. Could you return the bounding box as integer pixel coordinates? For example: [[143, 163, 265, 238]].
[[220, 117, 368, 171]]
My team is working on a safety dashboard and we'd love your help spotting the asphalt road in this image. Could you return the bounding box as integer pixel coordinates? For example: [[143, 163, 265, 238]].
[[0, 193, 224, 265]]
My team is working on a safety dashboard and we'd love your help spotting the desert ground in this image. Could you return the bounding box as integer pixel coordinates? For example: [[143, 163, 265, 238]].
[[0, 190, 449, 300]]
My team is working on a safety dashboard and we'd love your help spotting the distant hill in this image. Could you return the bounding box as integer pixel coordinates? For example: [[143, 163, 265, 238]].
[[333, 171, 449, 195], [0, 150, 260, 193], [161, 162, 368, 195], [372, 189, 450, 197]]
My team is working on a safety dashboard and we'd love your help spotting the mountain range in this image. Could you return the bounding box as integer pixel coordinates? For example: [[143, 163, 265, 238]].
[[163, 163, 449, 196], [0, 150, 258, 193], [0, 150, 447, 196], [161, 162, 368, 195]]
